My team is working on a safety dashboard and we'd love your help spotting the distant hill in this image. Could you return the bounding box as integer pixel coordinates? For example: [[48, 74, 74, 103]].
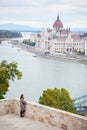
[[0, 23, 86, 33], [0, 23, 41, 32]]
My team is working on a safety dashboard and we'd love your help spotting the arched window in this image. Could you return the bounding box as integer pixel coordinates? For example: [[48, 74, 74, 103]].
[[70, 48, 72, 52], [67, 48, 68, 52]]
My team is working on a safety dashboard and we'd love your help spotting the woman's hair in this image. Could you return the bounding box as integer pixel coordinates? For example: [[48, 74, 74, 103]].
[[20, 94, 24, 99]]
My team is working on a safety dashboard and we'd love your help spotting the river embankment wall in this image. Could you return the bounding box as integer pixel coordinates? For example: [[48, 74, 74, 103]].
[[12, 42, 87, 65], [0, 99, 87, 130]]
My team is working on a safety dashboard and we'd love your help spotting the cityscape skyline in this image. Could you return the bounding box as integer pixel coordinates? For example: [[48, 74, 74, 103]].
[[0, 0, 87, 29]]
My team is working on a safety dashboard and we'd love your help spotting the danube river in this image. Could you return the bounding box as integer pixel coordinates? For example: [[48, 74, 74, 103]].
[[0, 42, 87, 103]]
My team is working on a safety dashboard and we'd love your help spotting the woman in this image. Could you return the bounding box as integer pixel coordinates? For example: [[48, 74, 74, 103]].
[[20, 94, 26, 117]]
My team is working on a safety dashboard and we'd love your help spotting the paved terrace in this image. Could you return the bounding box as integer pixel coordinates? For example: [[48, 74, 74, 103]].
[[0, 99, 87, 130], [0, 114, 63, 130]]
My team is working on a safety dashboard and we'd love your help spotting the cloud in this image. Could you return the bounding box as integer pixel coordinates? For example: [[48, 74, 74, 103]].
[[1, 0, 87, 8], [0, 0, 87, 28]]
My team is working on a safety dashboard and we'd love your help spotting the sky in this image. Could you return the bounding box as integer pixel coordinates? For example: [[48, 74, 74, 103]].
[[0, 0, 87, 29]]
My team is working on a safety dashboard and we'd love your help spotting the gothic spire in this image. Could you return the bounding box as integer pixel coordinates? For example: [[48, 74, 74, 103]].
[[57, 13, 59, 21]]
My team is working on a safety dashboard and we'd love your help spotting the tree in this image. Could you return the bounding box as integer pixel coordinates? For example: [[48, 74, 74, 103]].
[[23, 40, 36, 46], [0, 60, 22, 99], [39, 88, 75, 113]]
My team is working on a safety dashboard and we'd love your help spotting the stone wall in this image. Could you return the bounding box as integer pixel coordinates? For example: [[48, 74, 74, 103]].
[[0, 99, 13, 115], [0, 98, 87, 130]]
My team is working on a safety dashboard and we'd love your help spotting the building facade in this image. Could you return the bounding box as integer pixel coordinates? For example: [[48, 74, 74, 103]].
[[30, 15, 85, 55], [85, 38, 87, 56]]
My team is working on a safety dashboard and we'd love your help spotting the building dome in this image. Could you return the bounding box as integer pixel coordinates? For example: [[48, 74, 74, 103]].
[[53, 14, 63, 30]]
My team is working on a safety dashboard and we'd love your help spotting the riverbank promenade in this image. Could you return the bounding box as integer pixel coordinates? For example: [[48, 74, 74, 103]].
[[0, 114, 62, 130], [13, 42, 87, 65]]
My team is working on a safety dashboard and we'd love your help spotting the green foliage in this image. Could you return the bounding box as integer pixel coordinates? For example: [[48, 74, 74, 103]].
[[0, 60, 22, 99], [23, 40, 36, 46], [0, 30, 22, 38], [77, 50, 85, 56], [39, 88, 75, 113]]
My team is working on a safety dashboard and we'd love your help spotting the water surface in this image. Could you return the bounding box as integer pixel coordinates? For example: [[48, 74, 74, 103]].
[[0, 42, 87, 102]]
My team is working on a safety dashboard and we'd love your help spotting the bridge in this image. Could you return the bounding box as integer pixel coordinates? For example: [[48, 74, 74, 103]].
[[74, 94, 87, 115]]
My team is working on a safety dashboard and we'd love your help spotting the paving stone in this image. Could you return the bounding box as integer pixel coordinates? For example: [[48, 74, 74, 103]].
[[0, 114, 63, 130]]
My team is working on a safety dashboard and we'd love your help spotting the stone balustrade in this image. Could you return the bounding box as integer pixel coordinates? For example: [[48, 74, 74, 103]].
[[0, 98, 87, 130]]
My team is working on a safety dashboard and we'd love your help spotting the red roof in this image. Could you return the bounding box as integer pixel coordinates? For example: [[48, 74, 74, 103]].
[[53, 14, 63, 29], [53, 21, 63, 28]]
